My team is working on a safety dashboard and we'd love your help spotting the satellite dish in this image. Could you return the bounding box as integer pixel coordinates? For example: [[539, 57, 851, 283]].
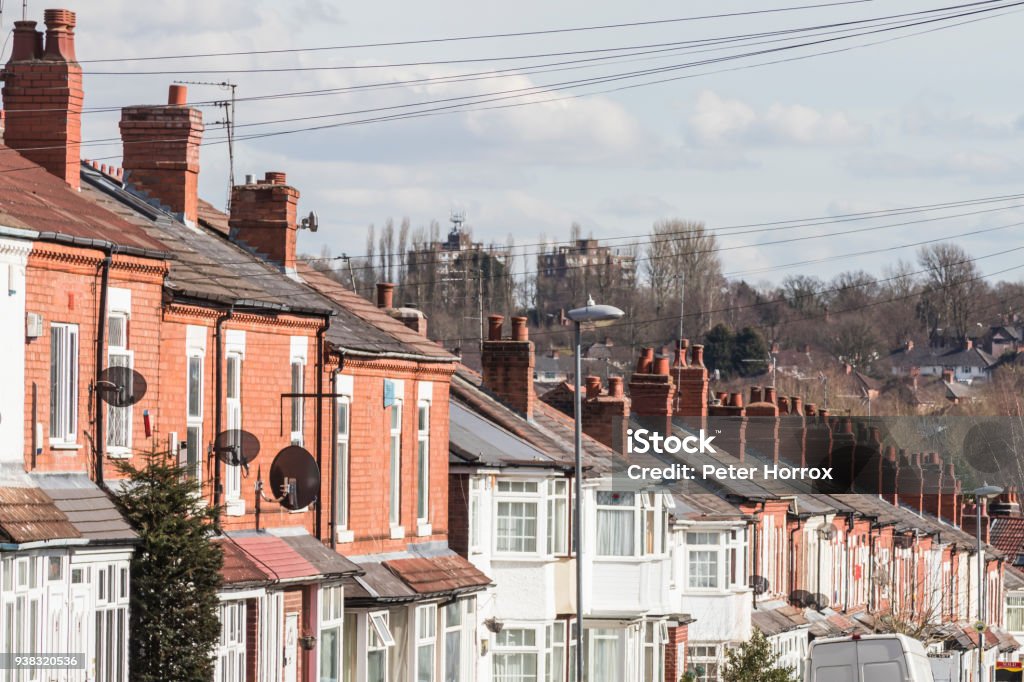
[[300, 211, 318, 233], [213, 429, 261, 467], [790, 589, 813, 608], [749, 575, 770, 595], [96, 366, 148, 407], [269, 445, 319, 510]]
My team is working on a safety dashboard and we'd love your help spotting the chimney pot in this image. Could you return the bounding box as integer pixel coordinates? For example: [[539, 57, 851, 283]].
[[691, 344, 705, 367], [636, 347, 654, 374], [804, 403, 816, 417], [750, 386, 763, 404], [376, 282, 395, 309], [42, 9, 76, 62], [764, 386, 777, 404], [790, 396, 803, 415], [487, 315, 504, 341], [245, 173, 257, 185], [608, 376, 624, 398], [585, 376, 602, 399], [10, 21, 41, 61], [729, 392, 744, 408], [777, 396, 789, 413], [265, 171, 287, 185], [653, 354, 671, 376], [511, 316, 528, 342], [168, 84, 188, 106]]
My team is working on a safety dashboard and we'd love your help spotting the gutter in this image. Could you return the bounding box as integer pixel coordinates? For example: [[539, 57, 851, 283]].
[[94, 255, 111, 487], [0, 538, 90, 550]]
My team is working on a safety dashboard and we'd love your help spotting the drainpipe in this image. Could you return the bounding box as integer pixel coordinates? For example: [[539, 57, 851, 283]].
[[94, 255, 112, 487], [314, 314, 330, 541], [214, 307, 234, 525], [329, 361, 341, 550], [752, 501, 766, 608], [789, 523, 801, 598], [868, 525, 876, 613]]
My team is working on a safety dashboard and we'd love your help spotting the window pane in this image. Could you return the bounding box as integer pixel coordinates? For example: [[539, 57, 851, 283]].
[[418, 439, 429, 522], [417, 644, 435, 682], [597, 509, 634, 556], [320, 626, 340, 682], [187, 356, 203, 418], [497, 502, 538, 553]]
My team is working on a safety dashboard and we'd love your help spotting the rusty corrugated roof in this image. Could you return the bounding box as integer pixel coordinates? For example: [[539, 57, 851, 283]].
[[383, 554, 491, 595], [0, 486, 81, 544]]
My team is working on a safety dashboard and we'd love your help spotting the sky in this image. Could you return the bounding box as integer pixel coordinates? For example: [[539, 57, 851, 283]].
[[37, 0, 1024, 287]]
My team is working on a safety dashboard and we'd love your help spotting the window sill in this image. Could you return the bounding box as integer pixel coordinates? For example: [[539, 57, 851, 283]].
[[226, 499, 246, 516], [336, 529, 355, 544], [49, 442, 82, 451], [389, 525, 405, 540], [416, 522, 432, 537], [107, 450, 132, 460]]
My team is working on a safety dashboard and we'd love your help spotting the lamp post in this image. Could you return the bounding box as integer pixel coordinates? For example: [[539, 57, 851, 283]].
[[566, 297, 625, 682], [974, 484, 1002, 682]]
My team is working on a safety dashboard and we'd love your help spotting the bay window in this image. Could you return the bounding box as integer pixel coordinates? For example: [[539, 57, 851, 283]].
[[546, 480, 568, 556], [687, 532, 721, 589], [320, 585, 344, 682], [686, 645, 720, 682], [493, 629, 538, 682], [642, 621, 667, 682], [496, 481, 539, 554], [367, 612, 394, 682], [596, 492, 635, 557], [415, 604, 437, 682], [216, 600, 246, 682], [586, 628, 624, 682], [443, 597, 475, 682], [49, 323, 79, 444], [544, 622, 566, 682]]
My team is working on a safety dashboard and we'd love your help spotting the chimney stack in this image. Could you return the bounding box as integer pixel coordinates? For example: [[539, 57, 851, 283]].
[[229, 171, 301, 271], [2, 9, 83, 188], [629, 347, 675, 437], [581, 376, 630, 450], [481, 315, 536, 418], [119, 84, 205, 224]]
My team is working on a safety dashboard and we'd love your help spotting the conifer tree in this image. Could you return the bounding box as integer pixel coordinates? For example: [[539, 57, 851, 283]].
[[721, 629, 799, 682], [113, 450, 223, 682]]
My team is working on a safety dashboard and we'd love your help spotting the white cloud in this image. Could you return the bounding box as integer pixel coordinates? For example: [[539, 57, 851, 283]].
[[845, 150, 1022, 182], [687, 90, 870, 147]]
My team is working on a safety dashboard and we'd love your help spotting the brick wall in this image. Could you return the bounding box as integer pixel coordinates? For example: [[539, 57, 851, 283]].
[[481, 315, 535, 418], [448, 473, 470, 557], [22, 244, 165, 476], [664, 622, 689, 682], [229, 173, 300, 271]]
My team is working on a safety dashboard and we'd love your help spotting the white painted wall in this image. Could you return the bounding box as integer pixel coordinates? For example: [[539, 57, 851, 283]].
[[0, 235, 30, 473]]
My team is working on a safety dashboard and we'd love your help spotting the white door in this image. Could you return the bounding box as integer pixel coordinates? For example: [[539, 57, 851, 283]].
[[283, 613, 298, 682]]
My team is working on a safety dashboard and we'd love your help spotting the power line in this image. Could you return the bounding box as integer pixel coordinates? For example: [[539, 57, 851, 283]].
[[78, 1, 1011, 76], [77, 1, 879, 64]]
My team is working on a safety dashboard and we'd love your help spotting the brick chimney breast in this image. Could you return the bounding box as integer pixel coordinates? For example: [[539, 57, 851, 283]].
[[481, 313, 535, 419], [120, 84, 205, 224], [229, 172, 301, 271], [2, 9, 82, 187]]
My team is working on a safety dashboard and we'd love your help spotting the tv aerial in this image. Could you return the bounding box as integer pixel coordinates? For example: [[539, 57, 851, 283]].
[[262, 445, 320, 511], [95, 366, 148, 407], [213, 429, 261, 476]]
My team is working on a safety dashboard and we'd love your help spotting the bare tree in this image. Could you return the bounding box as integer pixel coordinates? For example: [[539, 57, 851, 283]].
[[645, 219, 724, 339], [917, 243, 985, 341]]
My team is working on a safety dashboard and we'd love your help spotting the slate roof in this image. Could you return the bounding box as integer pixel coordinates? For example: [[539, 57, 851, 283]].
[[0, 148, 167, 254], [345, 547, 489, 605], [889, 343, 996, 370], [79, 164, 455, 361], [449, 401, 560, 468], [0, 486, 80, 544], [30, 473, 137, 543], [279, 532, 360, 578]]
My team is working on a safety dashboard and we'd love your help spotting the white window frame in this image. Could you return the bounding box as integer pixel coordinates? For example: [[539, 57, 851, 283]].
[[595, 491, 637, 558], [105, 311, 133, 457], [49, 323, 80, 445], [545, 621, 567, 682], [215, 600, 246, 682], [185, 351, 205, 483], [469, 477, 486, 555], [367, 611, 394, 682], [495, 480, 541, 556], [225, 351, 244, 514], [415, 603, 437, 682], [547, 479, 569, 556], [260, 592, 283, 682], [93, 560, 131, 682], [686, 531, 723, 590], [319, 585, 344, 682], [290, 359, 305, 445], [416, 400, 431, 531], [442, 597, 475, 682], [389, 400, 403, 531], [493, 627, 540, 682], [686, 644, 721, 682], [642, 621, 665, 682], [335, 372, 353, 542]]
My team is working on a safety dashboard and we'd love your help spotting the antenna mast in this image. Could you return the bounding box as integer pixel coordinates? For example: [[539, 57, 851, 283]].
[[173, 79, 237, 211]]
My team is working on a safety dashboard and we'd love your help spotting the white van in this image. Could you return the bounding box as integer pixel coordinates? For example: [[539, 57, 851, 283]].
[[804, 633, 935, 682]]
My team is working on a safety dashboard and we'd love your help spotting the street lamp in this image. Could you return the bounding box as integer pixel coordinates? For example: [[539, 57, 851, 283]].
[[974, 484, 1002, 682], [566, 297, 625, 682]]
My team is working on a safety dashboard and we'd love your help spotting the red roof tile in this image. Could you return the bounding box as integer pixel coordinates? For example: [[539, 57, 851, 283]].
[[229, 534, 319, 581], [990, 517, 1024, 559], [215, 538, 270, 586], [384, 554, 491, 595], [0, 487, 81, 543], [0, 152, 166, 252]]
